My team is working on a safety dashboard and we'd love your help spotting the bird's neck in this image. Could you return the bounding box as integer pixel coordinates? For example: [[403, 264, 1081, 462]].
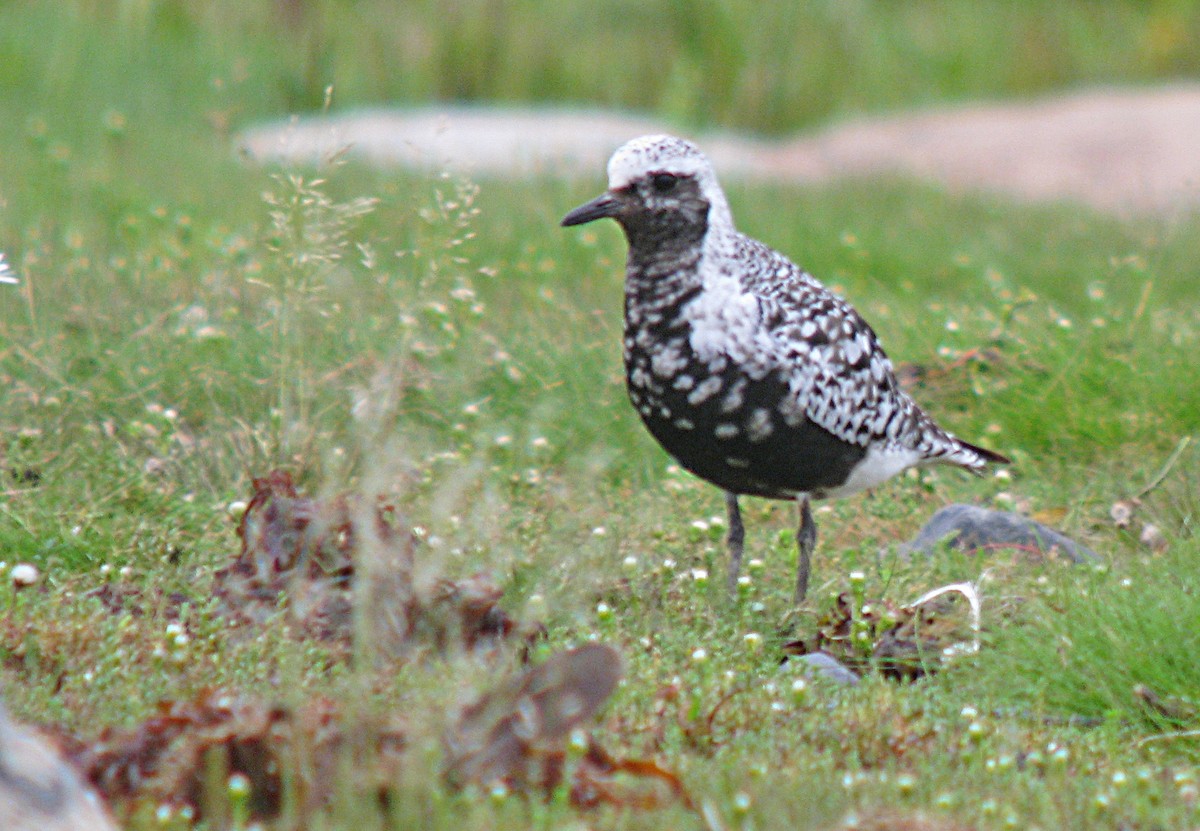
[[622, 237, 705, 330], [620, 212, 716, 316]]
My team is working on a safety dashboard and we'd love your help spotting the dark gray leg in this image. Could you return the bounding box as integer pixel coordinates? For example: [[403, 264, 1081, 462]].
[[794, 495, 817, 602], [725, 491, 744, 592]]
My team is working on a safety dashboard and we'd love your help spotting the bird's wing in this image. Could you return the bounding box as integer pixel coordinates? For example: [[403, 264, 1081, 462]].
[[733, 236, 935, 451]]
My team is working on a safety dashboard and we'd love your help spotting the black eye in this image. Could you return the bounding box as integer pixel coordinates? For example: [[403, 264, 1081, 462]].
[[651, 173, 678, 193]]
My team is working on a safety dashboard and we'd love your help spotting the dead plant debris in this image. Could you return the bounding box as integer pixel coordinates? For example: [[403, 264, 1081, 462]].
[[784, 589, 978, 681], [59, 688, 405, 824], [214, 469, 520, 656], [39, 643, 683, 821]]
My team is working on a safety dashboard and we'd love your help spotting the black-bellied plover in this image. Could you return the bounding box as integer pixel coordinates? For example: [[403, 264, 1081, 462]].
[[561, 134, 1008, 602]]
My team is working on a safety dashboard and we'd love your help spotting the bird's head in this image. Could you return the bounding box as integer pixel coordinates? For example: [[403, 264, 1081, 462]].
[[561, 135, 731, 248]]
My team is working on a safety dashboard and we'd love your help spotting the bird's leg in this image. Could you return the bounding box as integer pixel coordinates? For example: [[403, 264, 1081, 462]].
[[794, 495, 817, 603], [725, 491, 745, 592]]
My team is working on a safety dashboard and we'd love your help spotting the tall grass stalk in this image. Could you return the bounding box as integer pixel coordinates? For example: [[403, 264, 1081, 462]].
[[260, 149, 379, 461]]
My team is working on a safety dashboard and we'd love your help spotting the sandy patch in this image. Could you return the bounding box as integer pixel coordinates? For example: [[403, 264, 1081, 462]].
[[240, 85, 1200, 216]]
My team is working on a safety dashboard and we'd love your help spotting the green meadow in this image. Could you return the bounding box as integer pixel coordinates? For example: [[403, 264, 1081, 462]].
[[1, 1, 1199, 828]]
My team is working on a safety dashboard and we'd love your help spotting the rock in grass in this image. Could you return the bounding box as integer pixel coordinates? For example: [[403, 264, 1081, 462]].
[[0, 702, 118, 831], [899, 503, 1097, 564], [785, 652, 860, 686]]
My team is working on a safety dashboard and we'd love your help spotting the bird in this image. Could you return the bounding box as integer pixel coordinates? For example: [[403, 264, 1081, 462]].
[[561, 134, 1009, 602]]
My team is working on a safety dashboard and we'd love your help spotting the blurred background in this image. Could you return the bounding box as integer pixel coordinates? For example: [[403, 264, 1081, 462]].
[[3, 0, 1200, 173]]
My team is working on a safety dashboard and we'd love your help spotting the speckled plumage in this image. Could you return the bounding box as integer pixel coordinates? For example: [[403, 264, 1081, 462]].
[[562, 134, 1008, 600]]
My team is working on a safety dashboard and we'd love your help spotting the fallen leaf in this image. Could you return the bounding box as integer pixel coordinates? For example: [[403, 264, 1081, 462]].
[[446, 643, 623, 787], [445, 643, 687, 809]]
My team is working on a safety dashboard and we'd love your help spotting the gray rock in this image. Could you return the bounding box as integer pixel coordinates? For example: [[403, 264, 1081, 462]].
[[0, 701, 119, 831], [899, 503, 1097, 564], [786, 652, 860, 686]]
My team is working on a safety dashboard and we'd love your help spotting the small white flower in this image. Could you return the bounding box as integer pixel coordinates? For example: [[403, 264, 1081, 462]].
[[790, 678, 809, 705], [559, 728, 588, 760], [691, 647, 708, 663], [591, 526, 607, 537], [0, 253, 18, 285], [691, 568, 709, 583], [732, 792, 752, 815], [10, 563, 38, 587]]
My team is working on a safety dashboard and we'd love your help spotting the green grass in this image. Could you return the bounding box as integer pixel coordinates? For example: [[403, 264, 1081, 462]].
[[2, 1, 1200, 829]]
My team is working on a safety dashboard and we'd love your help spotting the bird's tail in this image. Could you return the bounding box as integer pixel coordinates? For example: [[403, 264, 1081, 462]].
[[943, 437, 1011, 473]]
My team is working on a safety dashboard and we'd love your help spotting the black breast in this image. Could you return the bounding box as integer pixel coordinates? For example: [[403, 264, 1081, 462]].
[[625, 340, 867, 500]]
